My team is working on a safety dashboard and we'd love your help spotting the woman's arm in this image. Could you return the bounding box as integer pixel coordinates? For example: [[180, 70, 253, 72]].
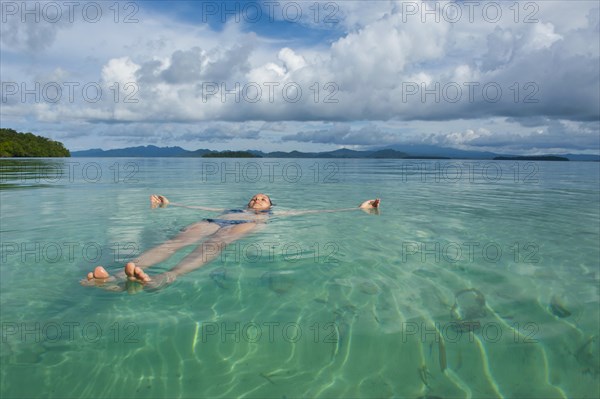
[[150, 195, 226, 212], [275, 199, 380, 217]]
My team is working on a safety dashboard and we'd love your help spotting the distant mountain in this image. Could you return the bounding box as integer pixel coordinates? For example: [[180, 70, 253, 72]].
[[369, 149, 408, 158], [264, 150, 319, 158], [319, 148, 371, 158], [202, 151, 261, 158], [71, 148, 105, 156], [185, 149, 212, 157], [248, 150, 267, 157], [70, 144, 598, 161], [382, 144, 499, 159], [71, 145, 188, 157]]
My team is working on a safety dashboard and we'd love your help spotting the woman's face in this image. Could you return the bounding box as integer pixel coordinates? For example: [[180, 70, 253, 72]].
[[248, 194, 271, 210]]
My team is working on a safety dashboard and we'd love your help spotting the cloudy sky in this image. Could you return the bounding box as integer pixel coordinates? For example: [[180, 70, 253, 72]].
[[1, 0, 599, 154]]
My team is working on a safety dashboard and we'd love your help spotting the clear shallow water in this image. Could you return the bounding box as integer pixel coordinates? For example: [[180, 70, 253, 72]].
[[1, 158, 599, 398]]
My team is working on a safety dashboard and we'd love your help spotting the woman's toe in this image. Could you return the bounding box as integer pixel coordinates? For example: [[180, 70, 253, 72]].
[[125, 262, 136, 277], [93, 266, 109, 279]]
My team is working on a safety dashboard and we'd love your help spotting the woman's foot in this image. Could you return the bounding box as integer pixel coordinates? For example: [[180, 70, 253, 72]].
[[82, 262, 174, 292], [150, 194, 169, 208], [123, 267, 177, 292], [80, 266, 122, 291], [143, 271, 177, 291], [81, 266, 114, 285], [124, 262, 151, 283], [81, 263, 148, 287]]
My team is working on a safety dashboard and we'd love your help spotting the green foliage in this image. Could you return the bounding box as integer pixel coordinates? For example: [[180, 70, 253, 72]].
[[0, 128, 70, 157]]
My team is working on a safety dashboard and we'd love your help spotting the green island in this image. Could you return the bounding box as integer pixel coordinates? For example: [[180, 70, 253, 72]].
[[202, 151, 261, 158], [0, 128, 70, 157]]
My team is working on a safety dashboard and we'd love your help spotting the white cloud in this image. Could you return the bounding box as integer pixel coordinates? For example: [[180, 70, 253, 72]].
[[102, 57, 140, 84], [278, 47, 306, 72], [522, 22, 563, 51]]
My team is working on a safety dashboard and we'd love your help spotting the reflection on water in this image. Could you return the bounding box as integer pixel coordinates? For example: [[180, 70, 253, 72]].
[[0, 158, 70, 189], [0, 158, 599, 398]]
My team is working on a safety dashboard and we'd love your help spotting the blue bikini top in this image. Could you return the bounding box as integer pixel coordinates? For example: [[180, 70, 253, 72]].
[[225, 208, 273, 215]]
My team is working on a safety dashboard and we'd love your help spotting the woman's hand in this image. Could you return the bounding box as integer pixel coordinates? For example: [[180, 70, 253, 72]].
[[359, 199, 380, 209], [150, 194, 170, 208], [359, 199, 380, 214]]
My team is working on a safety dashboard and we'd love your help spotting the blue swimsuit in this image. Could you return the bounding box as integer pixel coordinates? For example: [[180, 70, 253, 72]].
[[204, 209, 271, 228]]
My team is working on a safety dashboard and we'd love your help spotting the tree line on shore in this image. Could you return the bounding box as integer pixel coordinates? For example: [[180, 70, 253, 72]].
[[0, 128, 70, 157]]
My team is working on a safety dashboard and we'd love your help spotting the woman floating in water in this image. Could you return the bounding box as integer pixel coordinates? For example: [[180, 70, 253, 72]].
[[82, 193, 380, 291]]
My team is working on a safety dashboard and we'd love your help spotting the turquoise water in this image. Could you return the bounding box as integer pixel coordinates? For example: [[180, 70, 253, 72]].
[[1, 158, 598, 398]]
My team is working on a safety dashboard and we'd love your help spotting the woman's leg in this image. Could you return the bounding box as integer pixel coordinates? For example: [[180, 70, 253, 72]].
[[133, 221, 221, 269], [82, 221, 221, 285], [170, 222, 258, 276], [142, 222, 260, 289]]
